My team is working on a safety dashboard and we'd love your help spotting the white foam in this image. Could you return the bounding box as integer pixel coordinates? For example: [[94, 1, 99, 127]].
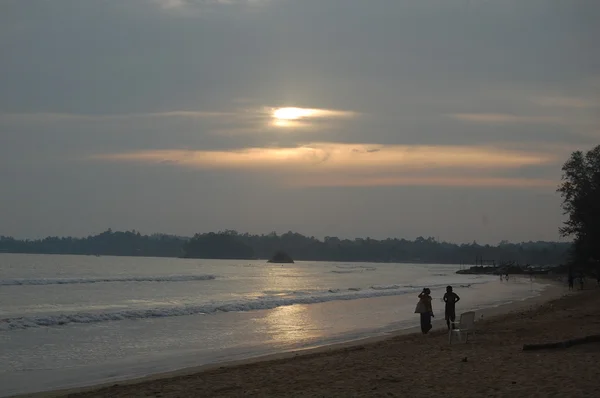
[[336, 265, 377, 270], [0, 274, 217, 286], [0, 285, 421, 331], [371, 284, 402, 290], [331, 270, 362, 274]]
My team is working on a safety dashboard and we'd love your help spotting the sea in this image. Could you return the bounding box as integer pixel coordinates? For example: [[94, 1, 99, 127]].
[[0, 253, 548, 396]]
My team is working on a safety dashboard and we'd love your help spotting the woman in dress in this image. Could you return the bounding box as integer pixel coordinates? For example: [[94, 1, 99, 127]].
[[415, 288, 434, 334]]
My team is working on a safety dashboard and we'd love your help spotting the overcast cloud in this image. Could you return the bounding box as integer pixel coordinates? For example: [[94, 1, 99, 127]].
[[1, 0, 598, 243]]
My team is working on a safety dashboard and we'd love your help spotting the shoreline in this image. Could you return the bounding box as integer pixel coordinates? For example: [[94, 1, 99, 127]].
[[19, 281, 568, 398]]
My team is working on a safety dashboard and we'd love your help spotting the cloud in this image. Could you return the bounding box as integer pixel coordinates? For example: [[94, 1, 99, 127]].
[[491, 141, 590, 156], [447, 113, 562, 125], [151, 0, 270, 13], [0, 106, 359, 136], [0, 107, 356, 124], [271, 107, 357, 121], [152, 0, 187, 9], [2, 0, 596, 241], [293, 175, 555, 188], [91, 143, 555, 170], [89, 142, 558, 188], [0, 111, 234, 123], [532, 96, 599, 109], [268, 107, 358, 129]]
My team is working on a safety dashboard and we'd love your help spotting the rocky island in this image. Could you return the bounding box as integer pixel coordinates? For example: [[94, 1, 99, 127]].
[[268, 251, 294, 264]]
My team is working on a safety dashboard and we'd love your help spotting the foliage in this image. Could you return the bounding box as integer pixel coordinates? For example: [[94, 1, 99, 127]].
[[0, 229, 184, 257], [557, 145, 600, 269], [182, 232, 254, 259], [0, 229, 571, 265]]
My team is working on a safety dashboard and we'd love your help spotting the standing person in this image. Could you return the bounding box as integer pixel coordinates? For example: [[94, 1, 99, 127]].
[[443, 286, 460, 330], [415, 288, 434, 334], [568, 267, 574, 291]]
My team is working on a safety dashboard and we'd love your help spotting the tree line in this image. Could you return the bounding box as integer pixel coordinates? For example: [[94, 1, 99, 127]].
[[0, 229, 570, 265], [0, 229, 185, 258]]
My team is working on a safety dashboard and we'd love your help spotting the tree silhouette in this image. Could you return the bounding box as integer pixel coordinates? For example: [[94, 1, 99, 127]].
[[183, 232, 255, 259], [557, 144, 600, 269], [0, 230, 570, 264]]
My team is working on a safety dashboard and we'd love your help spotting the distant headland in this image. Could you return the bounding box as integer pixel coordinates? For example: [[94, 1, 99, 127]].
[[0, 229, 571, 265]]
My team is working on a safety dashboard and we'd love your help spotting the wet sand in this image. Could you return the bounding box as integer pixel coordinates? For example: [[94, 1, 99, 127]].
[[24, 284, 600, 398]]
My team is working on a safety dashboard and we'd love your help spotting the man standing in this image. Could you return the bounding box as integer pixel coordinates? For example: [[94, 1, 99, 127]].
[[443, 286, 460, 330]]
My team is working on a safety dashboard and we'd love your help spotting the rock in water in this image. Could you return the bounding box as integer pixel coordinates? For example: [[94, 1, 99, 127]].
[[267, 251, 294, 263]]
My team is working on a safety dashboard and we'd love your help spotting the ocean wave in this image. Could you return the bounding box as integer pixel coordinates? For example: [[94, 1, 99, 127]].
[[0, 285, 420, 331], [0, 274, 217, 286], [374, 282, 475, 291], [332, 266, 376, 274], [261, 289, 311, 296], [371, 284, 402, 290], [336, 265, 377, 270], [331, 270, 362, 274]]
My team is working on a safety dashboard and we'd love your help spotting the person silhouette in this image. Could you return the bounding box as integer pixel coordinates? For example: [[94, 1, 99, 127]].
[[443, 286, 460, 330], [415, 288, 434, 334]]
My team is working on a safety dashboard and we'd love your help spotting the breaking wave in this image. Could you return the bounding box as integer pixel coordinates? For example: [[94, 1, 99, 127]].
[[336, 265, 377, 270], [331, 267, 376, 274], [0, 275, 217, 286], [371, 284, 402, 290], [1, 285, 421, 331]]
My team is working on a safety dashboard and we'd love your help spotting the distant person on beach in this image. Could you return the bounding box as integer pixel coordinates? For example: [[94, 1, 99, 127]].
[[415, 288, 433, 334], [443, 286, 460, 330], [568, 267, 575, 290]]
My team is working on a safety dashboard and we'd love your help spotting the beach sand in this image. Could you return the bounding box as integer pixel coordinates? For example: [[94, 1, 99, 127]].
[[27, 285, 600, 398]]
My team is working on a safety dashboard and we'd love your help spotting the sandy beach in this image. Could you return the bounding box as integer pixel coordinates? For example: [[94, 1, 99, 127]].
[[22, 283, 600, 398]]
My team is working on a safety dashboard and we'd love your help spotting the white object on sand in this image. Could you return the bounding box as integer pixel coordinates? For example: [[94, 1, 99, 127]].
[[449, 311, 476, 344]]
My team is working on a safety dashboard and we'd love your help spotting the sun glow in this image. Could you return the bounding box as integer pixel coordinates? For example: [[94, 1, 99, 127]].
[[92, 143, 557, 188], [272, 107, 316, 120], [93, 143, 555, 170], [269, 107, 357, 128]]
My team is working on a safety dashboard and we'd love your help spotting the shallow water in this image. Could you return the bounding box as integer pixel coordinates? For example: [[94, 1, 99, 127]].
[[0, 254, 545, 396]]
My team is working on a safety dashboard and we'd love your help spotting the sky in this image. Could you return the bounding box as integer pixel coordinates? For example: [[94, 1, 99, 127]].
[[0, 0, 598, 243]]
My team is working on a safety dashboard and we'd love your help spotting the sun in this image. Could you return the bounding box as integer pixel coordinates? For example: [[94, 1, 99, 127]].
[[272, 107, 316, 120]]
